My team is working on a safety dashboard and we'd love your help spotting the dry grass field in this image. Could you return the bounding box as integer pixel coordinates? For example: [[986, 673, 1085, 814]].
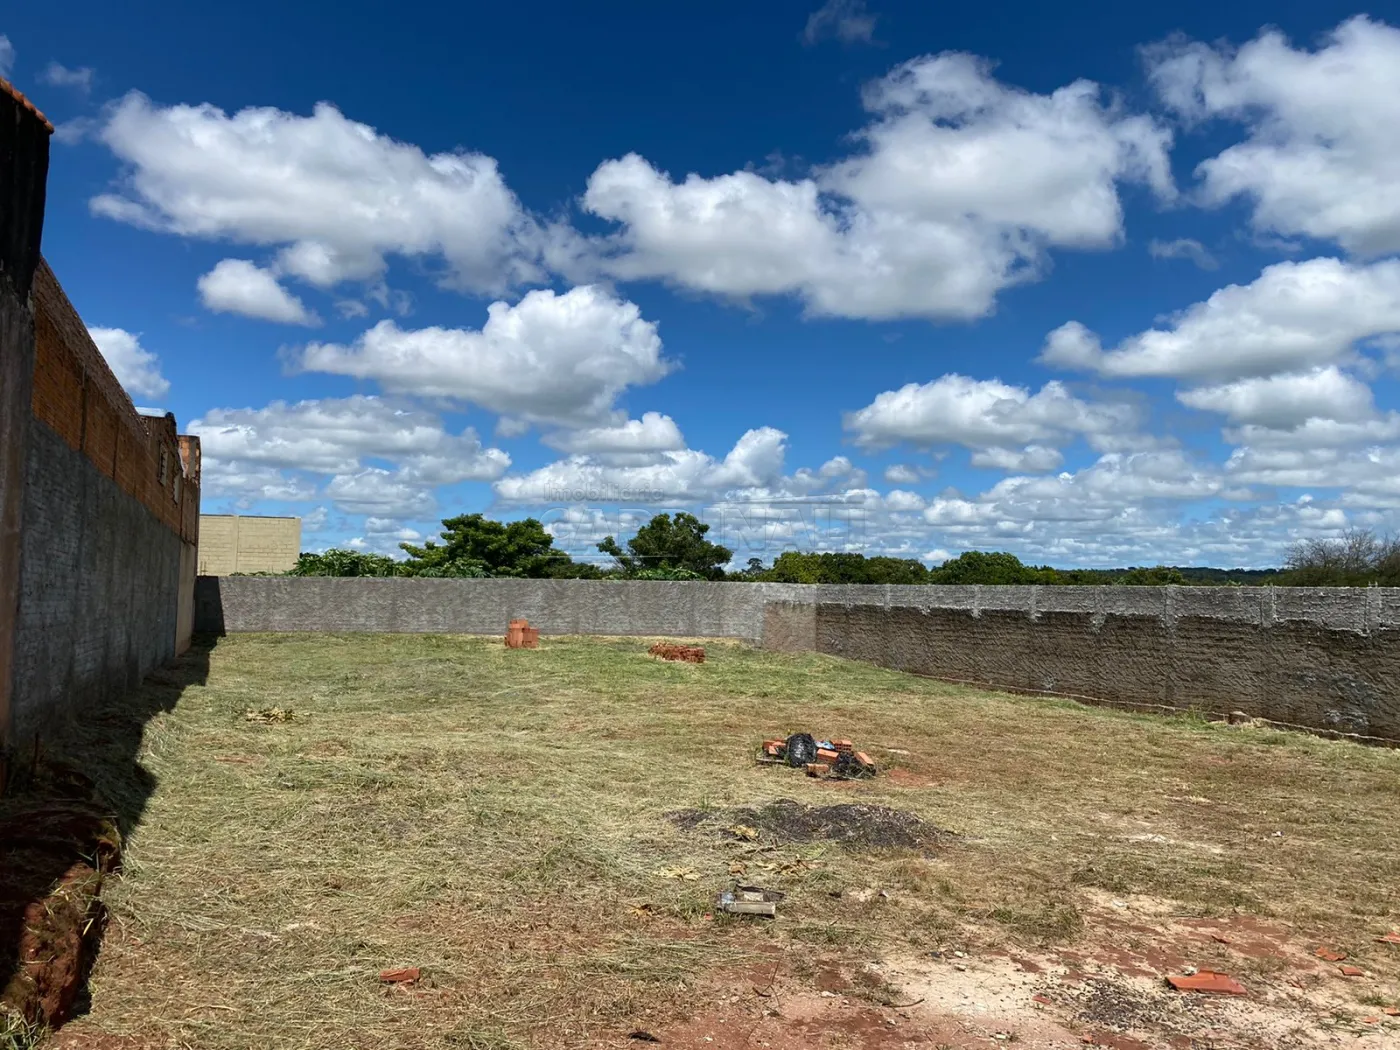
[[27, 634, 1400, 1049]]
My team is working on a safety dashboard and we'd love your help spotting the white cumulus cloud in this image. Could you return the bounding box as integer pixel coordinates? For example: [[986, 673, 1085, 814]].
[[189, 395, 509, 512], [92, 92, 543, 294], [1147, 16, 1400, 256], [543, 412, 686, 455], [580, 52, 1173, 321], [495, 427, 792, 505], [298, 285, 670, 427], [88, 327, 171, 400], [1043, 258, 1400, 382], [1177, 366, 1375, 428], [197, 259, 320, 325], [845, 374, 1140, 458]]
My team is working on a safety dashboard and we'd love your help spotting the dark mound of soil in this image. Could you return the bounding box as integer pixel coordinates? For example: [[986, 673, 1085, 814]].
[[668, 798, 946, 851]]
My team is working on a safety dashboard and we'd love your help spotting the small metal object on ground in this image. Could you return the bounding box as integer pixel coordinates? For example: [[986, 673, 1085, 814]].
[[718, 885, 784, 918]]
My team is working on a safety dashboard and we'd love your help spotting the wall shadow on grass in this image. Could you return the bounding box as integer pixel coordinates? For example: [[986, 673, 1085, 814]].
[[0, 635, 215, 1035]]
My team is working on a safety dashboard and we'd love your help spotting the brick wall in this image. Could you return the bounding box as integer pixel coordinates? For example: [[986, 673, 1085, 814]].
[[30, 262, 199, 546]]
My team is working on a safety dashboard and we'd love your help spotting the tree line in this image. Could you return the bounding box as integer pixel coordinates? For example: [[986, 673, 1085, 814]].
[[283, 512, 1391, 586]]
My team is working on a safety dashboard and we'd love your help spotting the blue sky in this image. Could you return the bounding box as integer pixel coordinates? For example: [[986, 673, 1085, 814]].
[[6, 0, 1400, 568]]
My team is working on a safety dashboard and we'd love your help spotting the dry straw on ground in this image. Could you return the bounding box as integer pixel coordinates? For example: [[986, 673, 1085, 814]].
[[38, 634, 1400, 1049]]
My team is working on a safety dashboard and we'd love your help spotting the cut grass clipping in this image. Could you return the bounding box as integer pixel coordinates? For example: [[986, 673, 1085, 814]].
[[52, 634, 1400, 1049]]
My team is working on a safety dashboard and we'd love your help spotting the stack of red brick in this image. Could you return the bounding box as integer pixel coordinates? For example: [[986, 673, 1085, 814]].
[[649, 642, 705, 663], [505, 618, 540, 649], [761, 736, 877, 779]]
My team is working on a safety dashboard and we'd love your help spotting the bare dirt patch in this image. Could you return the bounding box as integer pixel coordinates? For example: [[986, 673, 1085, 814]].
[[0, 772, 123, 1041]]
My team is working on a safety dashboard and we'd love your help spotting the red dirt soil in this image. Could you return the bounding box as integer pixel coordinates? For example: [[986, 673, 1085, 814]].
[[0, 798, 121, 1030]]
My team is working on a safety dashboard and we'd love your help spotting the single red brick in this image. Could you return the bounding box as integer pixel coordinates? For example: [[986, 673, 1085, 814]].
[[831, 739, 854, 751], [1340, 965, 1365, 977], [853, 751, 876, 769], [379, 967, 420, 983], [1315, 947, 1347, 962], [806, 763, 831, 778], [1165, 971, 1246, 995], [816, 748, 839, 761]]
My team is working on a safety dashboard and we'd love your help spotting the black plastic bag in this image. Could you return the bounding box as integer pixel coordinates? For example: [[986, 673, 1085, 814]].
[[785, 732, 817, 767]]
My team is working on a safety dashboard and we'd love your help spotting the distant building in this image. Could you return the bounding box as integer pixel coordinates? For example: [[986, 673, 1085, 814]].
[[198, 515, 301, 575]]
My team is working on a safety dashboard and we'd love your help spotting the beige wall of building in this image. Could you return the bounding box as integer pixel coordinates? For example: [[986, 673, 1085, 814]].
[[198, 515, 301, 576]]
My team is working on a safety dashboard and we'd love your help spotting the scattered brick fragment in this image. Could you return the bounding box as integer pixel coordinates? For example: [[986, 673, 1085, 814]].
[[1340, 965, 1365, 977], [1032, 994, 1054, 1006], [1378, 932, 1400, 945], [1315, 947, 1347, 962], [1384, 1006, 1399, 1016], [1211, 934, 1232, 944], [1165, 970, 1247, 995], [379, 967, 420, 983], [648, 642, 705, 663]]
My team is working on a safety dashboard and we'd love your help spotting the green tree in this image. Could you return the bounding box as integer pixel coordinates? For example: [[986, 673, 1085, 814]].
[[597, 512, 732, 580], [928, 550, 1057, 585], [401, 514, 568, 578], [760, 551, 929, 584], [288, 549, 406, 577], [1115, 565, 1187, 586]]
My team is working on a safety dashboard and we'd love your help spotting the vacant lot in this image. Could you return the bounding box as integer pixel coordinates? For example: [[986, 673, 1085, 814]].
[[39, 635, 1400, 1048]]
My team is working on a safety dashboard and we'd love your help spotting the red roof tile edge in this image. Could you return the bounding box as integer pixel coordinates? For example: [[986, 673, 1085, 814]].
[[0, 76, 54, 133]]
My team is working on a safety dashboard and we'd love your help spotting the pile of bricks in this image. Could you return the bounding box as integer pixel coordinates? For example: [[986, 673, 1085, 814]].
[[649, 642, 706, 663], [505, 618, 540, 649], [761, 735, 877, 779]]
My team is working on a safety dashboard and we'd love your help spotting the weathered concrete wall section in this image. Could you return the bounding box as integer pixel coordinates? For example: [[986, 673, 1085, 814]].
[[813, 588, 1400, 741], [10, 421, 184, 744], [196, 577, 792, 641]]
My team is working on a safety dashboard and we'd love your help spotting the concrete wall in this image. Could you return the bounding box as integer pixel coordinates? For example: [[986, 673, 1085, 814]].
[[196, 577, 1400, 742], [195, 577, 793, 640], [5, 258, 202, 752], [11, 422, 185, 743], [808, 589, 1400, 741], [0, 77, 51, 768], [197, 514, 300, 576]]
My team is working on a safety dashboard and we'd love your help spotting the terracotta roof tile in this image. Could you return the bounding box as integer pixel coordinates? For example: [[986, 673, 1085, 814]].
[[0, 77, 54, 134]]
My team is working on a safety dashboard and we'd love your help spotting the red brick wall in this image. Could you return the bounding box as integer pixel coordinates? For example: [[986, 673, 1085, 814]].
[[30, 260, 199, 544]]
